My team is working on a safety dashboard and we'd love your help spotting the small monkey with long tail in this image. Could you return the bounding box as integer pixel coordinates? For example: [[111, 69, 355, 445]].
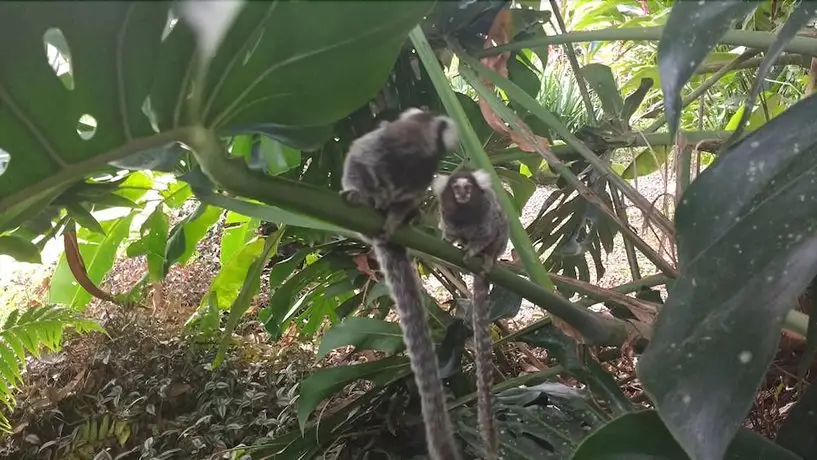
[[433, 168, 509, 460], [340, 107, 463, 460]]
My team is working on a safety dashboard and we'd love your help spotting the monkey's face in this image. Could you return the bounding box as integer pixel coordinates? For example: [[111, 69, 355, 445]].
[[450, 177, 474, 204]]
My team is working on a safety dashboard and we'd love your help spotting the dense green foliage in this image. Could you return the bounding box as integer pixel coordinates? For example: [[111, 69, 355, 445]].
[[2, 0, 817, 458]]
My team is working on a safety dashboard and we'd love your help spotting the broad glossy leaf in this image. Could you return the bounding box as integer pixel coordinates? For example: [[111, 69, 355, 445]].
[[638, 94, 817, 460], [199, 1, 434, 128], [730, 2, 817, 141], [200, 237, 265, 311], [297, 356, 410, 430], [141, 206, 169, 281], [316, 317, 405, 361], [776, 380, 817, 458], [160, 181, 193, 209], [111, 172, 154, 205], [0, 235, 41, 264], [220, 211, 256, 265], [658, 1, 757, 139], [177, 204, 222, 265], [621, 146, 669, 179], [213, 229, 281, 368], [572, 410, 801, 460], [579, 63, 623, 120], [49, 214, 135, 309]]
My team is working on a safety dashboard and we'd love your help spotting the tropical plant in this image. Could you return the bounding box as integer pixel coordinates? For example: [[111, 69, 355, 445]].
[[2, 0, 817, 459]]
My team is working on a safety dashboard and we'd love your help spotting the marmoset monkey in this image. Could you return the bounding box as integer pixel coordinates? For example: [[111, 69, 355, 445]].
[[433, 168, 509, 460], [340, 107, 463, 460]]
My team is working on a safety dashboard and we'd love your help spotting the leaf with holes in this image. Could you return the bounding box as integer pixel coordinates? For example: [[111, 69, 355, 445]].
[[637, 94, 817, 460], [0, 1, 433, 221]]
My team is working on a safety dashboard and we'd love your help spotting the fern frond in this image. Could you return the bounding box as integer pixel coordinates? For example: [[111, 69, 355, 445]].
[[0, 305, 104, 434]]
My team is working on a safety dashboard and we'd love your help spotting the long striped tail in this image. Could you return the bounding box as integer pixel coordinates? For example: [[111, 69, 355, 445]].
[[372, 241, 462, 460], [473, 274, 498, 459]]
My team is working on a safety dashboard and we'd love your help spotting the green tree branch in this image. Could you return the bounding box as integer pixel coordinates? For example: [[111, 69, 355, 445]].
[[187, 127, 631, 346]]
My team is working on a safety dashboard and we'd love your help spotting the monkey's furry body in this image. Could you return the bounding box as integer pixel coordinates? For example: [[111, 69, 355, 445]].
[[340, 108, 462, 460], [433, 169, 510, 460]]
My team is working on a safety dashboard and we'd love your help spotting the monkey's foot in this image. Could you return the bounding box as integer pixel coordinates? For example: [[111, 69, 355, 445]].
[[340, 189, 366, 206]]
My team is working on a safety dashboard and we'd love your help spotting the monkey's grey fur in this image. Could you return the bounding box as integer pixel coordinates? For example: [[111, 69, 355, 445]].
[[340, 107, 463, 460], [433, 168, 509, 460]]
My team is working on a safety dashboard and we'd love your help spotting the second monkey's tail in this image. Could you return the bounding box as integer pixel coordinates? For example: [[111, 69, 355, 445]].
[[473, 274, 498, 460], [372, 241, 462, 460]]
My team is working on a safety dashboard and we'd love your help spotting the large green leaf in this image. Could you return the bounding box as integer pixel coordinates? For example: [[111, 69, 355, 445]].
[[0, 1, 432, 216], [49, 214, 135, 309], [220, 211, 258, 265], [572, 410, 801, 460], [579, 63, 623, 120], [316, 317, 405, 361], [638, 94, 817, 460], [176, 203, 223, 265], [658, 1, 756, 139], [213, 228, 281, 368], [199, 236, 265, 311]]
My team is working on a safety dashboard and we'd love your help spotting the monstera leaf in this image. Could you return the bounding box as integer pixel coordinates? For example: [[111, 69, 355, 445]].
[[0, 1, 432, 227]]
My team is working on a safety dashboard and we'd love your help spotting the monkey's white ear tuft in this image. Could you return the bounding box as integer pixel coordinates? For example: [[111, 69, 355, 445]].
[[399, 107, 425, 119], [472, 170, 492, 190], [437, 116, 459, 151], [431, 175, 450, 196]]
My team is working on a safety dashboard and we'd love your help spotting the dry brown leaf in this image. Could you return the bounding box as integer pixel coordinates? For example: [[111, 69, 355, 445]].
[[476, 8, 550, 153], [353, 253, 378, 281], [63, 231, 117, 304]]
